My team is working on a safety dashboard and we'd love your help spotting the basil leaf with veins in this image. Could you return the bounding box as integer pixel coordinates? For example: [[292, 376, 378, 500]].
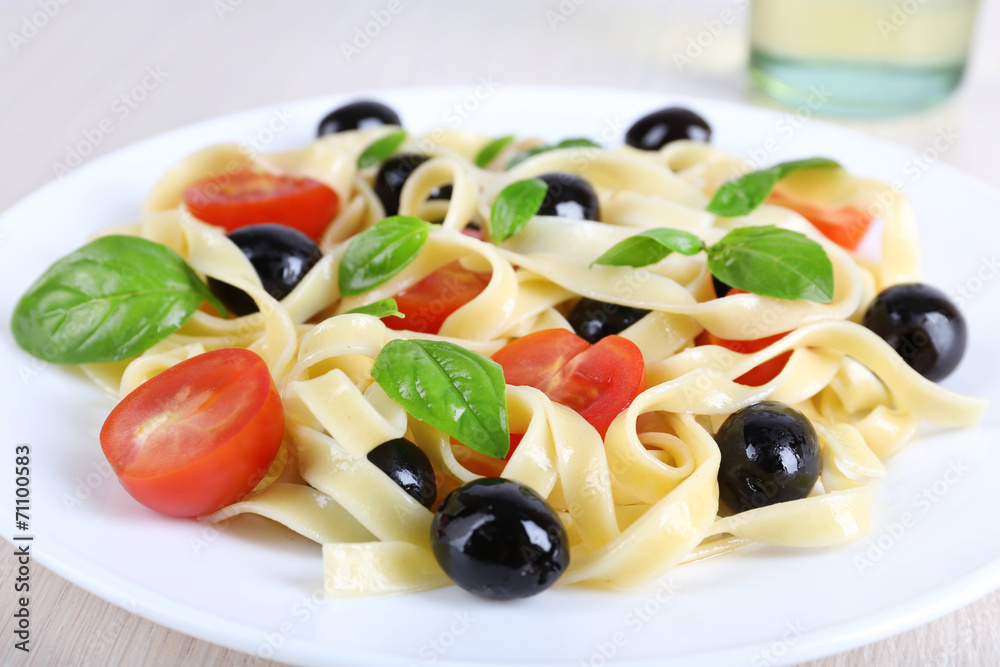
[[706, 158, 840, 217], [372, 339, 510, 459], [338, 216, 430, 297], [489, 178, 548, 245], [11, 235, 225, 364]]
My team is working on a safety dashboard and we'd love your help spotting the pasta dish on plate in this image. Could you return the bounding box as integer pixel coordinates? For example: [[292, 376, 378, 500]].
[[11, 100, 986, 601]]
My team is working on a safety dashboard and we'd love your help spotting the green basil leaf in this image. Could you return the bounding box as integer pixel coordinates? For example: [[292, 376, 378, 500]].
[[555, 137, 600, 149], [706, 226, 834, 303], [591, 228, 704, 268], [11, 235, 223, 364], [505, 137, 599, 169], [474, 135, 515, 168], [338, 216, 430, 297], [344, 298, 403, 319], [372, 339, 509, 458], [706, 158, 841, 217], [489, 178, 548, 245], [357, 130, 408, 169]]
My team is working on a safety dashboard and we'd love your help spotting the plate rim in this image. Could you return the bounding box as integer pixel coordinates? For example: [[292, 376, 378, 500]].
[[2, 84, 998, 667]]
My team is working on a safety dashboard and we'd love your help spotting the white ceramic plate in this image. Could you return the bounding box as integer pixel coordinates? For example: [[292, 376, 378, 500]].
[[1, 87, 998, 667]]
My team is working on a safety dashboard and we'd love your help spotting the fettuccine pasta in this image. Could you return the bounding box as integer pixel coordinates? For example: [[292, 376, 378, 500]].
[[79, 114, 986, 597]]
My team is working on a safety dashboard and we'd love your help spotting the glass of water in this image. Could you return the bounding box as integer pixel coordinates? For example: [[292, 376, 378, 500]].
[[749, 0, 980, 117]]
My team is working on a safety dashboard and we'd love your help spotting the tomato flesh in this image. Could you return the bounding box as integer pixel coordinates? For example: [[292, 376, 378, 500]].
[[767, 188, 873, 251], [454, 433, 524, 478], [183, 169, 339, 241], [700, 288, 792, 386], [696, 330, 792, 386], [384, 260, 491, 334], [492, 329, 646, 436], [100, 348, 284, 517]]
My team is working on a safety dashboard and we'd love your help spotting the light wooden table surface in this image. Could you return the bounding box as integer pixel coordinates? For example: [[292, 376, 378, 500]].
[[1, 2, 999, 665]]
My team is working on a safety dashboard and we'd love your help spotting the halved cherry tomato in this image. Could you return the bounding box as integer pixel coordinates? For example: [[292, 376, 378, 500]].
[[491, 329, 646, 436], [453, 433, 524, 478], [767, 188, 873, 251], [99, 348, 284, 517], [698, 287, 792, 386], [384, 260, 491, 334], [696, 330, 792, 386], [183, 169, 339, 241]]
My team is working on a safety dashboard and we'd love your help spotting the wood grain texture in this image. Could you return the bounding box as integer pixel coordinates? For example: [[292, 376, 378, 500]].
[[1, 1, 998, 665]]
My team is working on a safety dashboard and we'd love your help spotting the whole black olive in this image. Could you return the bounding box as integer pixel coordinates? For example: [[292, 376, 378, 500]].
[[374, 153, 451, 216], [207, 224, 322, 316], [715, 401, 821, 513], [625, 107, 712, 151], [536, 172, 600, 221], [862, 283, 966, 382], [367, 438, 437, 509], [317, 100, 401, 136], [431, 478, 569, 600], [567, 298, 649, 344]]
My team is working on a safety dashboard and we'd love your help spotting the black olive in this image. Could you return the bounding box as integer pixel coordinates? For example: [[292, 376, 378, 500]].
[[317, 100, 401, 136], [862, 283, 966, 382], [374, 153, 451, 216], [367, 438, 437, 509], [207, 224, 322, 317], [567, 298, 649, 344], [712, 275, 733, 299], [536, 172, 600, 221], [431, 478, 569, 600], [715, 401, 821, 513], [625, 107, 712, 151]]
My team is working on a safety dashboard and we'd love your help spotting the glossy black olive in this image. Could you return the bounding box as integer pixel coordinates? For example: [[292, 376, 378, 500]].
[[317, 100, 401, 137], [567, 298, 650, 344], [374, 153, 451, 216], [207, 224, 322, 317], [431, 478, 569, 600], [862, 283, 966, 382], [625, 107, 712, 151], [715, 401, 821, 513], [536, 172, 600, 221], [367, 438, 437, 509]]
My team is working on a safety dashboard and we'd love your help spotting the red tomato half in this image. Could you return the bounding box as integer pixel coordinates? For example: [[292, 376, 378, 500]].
[[183, 169, 339, 240], [492, 329, 646, 436], [699, 287, 792, 386], [453, 433, 524, 478], [100, 348, 284, 517], [767, 188, 873, 251], [384, 260, 491, 334], [695, 329, 791, 386]]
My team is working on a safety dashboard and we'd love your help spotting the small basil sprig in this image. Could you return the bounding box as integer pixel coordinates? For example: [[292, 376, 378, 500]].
[[591, 228, 703, 267], [357, 130, 408, 168], [592, 225, 834, 303], [372, 339, 510, 459], [489, 178, 548, 244], [338, 216, 430, 297], [474, 135, 515, 168], [506, 137, 600, 169], [11, 235, 226, 364], [707, 226, 834, 302], [707, 158, 840, 217], [344, 298, 403, 319]]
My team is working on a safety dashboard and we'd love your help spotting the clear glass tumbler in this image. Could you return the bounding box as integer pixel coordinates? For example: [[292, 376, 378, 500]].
[[749, 0, 980, 117]]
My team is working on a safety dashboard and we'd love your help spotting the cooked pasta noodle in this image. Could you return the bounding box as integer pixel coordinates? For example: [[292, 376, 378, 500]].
[[80, 122, 986, 596]]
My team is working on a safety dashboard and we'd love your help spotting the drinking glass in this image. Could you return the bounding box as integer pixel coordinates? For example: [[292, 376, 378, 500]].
[[749, 0, 980, 117]]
